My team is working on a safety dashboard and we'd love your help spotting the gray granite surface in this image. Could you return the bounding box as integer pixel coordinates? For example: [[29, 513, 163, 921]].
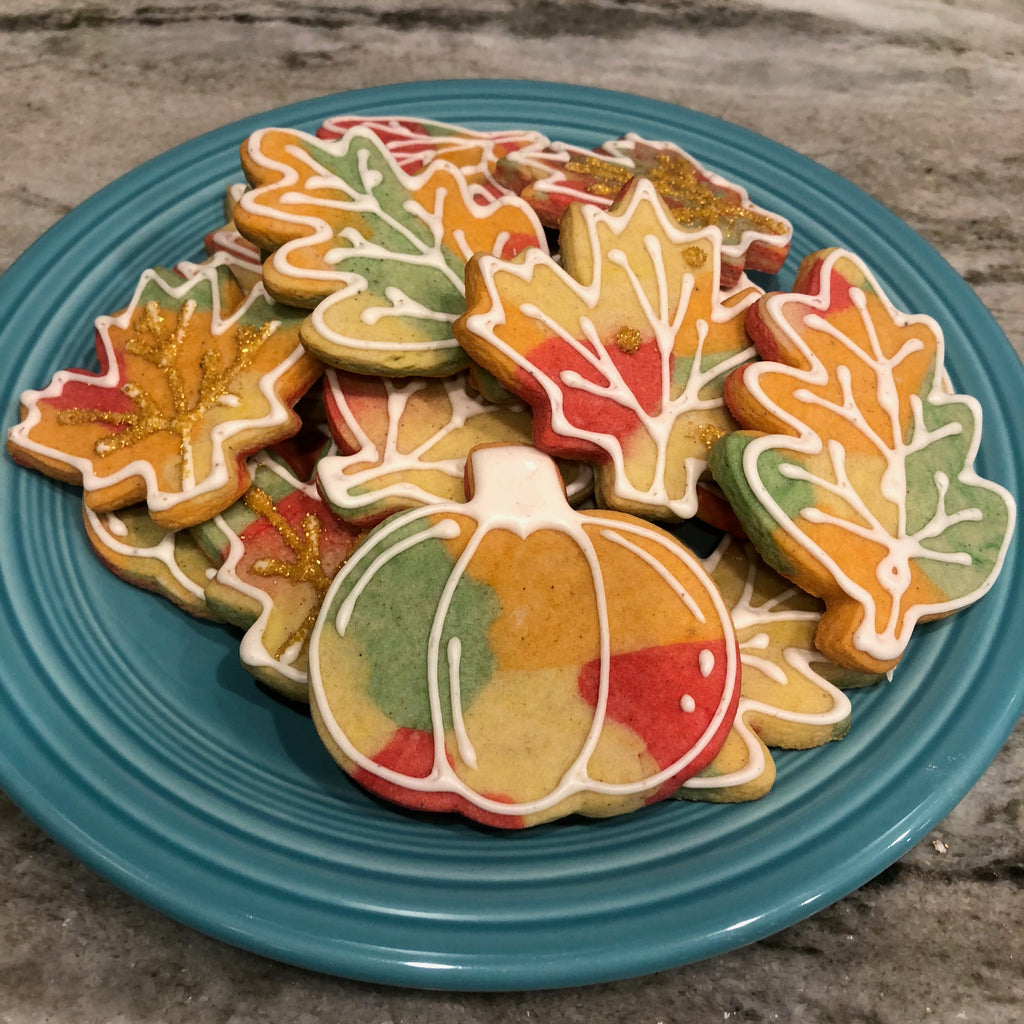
[[1, 2, 1022, 1022]]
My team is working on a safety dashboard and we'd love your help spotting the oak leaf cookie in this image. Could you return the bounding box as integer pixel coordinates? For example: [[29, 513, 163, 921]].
[[454, 176, 762, 525], [496, 132, 792, 286], [709, 247, 1015, 674], [316, 367, 592, 526], [6, 257, 323, 530], [678, 536, 884, 803], [233, 125, 547, 377], [309, 444, 740, 829]]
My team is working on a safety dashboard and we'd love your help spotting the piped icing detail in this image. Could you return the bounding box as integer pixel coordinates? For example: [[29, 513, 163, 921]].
[[310, 444, 739, 825], [82, 503, 219, 618], [316, 367, 592, 525], [455, 176, 761, 522], [710, 247, 1016, 672], [316, 114, 550, 198], [682, 536, 885, 799], [496, 132, 792, 285]]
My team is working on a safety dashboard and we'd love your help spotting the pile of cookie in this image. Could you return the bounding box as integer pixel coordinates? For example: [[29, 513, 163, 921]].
[[7, 116, 1015, 829]]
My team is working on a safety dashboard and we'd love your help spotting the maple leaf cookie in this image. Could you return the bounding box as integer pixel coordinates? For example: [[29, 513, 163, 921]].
[[6, 258, 323, 530], [496, 133, 792, 287], [315, 114, 549, 199], [454, 176, 762, 524], [315, 367, 592, 527], [233, 125, 547, 377], [678, 536, 884, 803], [709, 248, 1016, 674], [193, 451, 363, 701], [309, 444, 740, 829]]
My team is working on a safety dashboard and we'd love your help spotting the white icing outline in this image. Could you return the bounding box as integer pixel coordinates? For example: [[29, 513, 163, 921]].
[[684, 536, 854, 791], [733, 249, 1015, 663], [309, 446, 738, 817], [462, 178, 760, 519], [7, 255, 311, 516], [237, 126, 548, 356]]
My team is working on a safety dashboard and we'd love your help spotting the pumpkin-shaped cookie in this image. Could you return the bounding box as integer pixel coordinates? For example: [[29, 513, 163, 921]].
[[309, 444, 740, 828]]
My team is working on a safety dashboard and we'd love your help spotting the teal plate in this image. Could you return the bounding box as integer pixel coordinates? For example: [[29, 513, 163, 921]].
[[1, 80, 1021, 991]]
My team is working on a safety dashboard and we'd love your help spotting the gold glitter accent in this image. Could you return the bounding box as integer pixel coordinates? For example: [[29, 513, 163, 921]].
[[566, 154, 626, 198], [613, 326, 643, 354], [58, 299, 276, 467], [244, 486, 332, 658], [683, 245, 707, 268], [691, 423, 728, 448], [562, 151, 787, 241]]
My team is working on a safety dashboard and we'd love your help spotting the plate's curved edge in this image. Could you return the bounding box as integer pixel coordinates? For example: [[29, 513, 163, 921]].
[[1, 79, 1022, 992]]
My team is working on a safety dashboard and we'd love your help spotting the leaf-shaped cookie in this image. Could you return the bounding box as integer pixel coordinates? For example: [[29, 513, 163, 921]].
[[7, 257, 323, 529], [496, 132, 792, 286], [201, 183, 263, 291], [83, 503, 221, 620], [316, 368, 592, 526], [193, 451, 363, 701], [316, 115, 549, 198], [709, 248, 1016, 673], [455, 177, 761, 523], [233, 125, 547, 377], [202, 234, 262, 291], [678, 536, 884, 803]]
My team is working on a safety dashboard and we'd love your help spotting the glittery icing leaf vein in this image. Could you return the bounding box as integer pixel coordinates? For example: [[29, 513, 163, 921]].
[[564, 151, 786, 239], [243, 485, 332, 657], [57, 297, 276, 486]]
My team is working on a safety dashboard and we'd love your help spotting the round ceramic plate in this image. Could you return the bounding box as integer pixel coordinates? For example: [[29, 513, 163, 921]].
[[1, 80, 1021, 991]]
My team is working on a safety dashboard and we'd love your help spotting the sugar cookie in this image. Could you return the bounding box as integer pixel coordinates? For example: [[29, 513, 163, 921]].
[[680, 536, 883, 803], [316, 114, 548, 198], [497, 132, 791, 286], [7, 257, 323, 529], [316, 367, 592, 526], [234, 125, 547, 376], [309, 444, 739, 828], [83, 503, 221, 620], [709, 247, 1015, 673], [455, 176, 761, 523]]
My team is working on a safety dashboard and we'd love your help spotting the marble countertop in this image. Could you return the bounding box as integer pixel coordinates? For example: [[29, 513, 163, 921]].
[[1, 2, 1021, 1021]]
